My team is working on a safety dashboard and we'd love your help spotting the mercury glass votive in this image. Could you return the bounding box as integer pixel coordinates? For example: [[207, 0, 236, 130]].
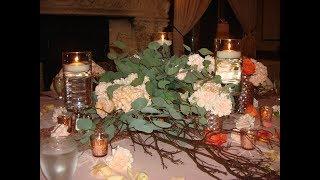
[[260, 106, 273, 127], [214, 38, 242, 85], [240, 129, 256, 150], [205, 112, 223, 133], [90, 132, 108, 157]]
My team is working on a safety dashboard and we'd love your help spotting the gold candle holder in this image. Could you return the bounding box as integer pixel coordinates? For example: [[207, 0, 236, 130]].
[[260, 106, 273, 127], [240, 129, 256, 150], [90, 132, 108, 157]]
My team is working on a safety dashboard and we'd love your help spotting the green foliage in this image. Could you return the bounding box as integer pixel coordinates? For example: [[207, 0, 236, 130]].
[[158, 80, 170, 89], [198, 48, 213, 56], [148, 41, 161, 50], [140, 106, 161, 114], [107, 52, 117, 60], [168, 108, 183, 120], [184, 72, 198, 83], [152, 97, 169, 108], [197, 106, 206, 116], [77, 118, 92, 130], [152, 120, 172, 128], [105, 124, 116, 140], [203, 60, 211, 68], [180, 104, 191, 115], [183, 44, 191, 52], [131, 98, 148, 110], [212, 75, 222, 84], [199, 117, 208, 125], [107, 84, 121, 99], [114, 40, 126, 49]]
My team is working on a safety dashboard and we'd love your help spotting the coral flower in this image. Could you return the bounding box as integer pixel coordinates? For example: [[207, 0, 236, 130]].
[[245, 105, 259, 117], [242, 58, 256, 75], [205, 133, 228, 146]]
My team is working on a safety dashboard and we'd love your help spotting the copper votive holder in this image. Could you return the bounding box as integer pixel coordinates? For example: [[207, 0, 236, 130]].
[[205, 112, 223, 133], [57, 114, 76, 133], [90, 132, 108, 157], [240, 129, 256, 150], [260, 106, 273, 128]]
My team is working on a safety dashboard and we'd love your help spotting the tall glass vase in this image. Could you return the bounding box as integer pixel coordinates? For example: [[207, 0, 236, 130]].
[[237, 75, 254, 113]]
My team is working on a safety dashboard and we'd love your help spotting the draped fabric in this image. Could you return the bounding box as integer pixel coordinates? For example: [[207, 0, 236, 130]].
[[227, 0, 257, 58], [173, 0, 212, 55]]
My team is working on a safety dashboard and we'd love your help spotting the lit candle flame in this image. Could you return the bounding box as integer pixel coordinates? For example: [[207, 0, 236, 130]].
[[75, 56, 79, 62], [227, 43, 231, 50], [161, 34, 165, 42]]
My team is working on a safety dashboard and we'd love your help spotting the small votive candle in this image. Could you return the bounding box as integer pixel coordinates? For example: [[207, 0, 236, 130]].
[[90, 132, 108, 157], [260, 106, 273, 128], [240, 129, 256, 150]]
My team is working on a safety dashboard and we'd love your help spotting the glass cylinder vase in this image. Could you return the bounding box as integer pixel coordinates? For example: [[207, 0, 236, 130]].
[[237, 75, 254, 113], [214, 38, 242, 85], [62, 51, 93, 113]]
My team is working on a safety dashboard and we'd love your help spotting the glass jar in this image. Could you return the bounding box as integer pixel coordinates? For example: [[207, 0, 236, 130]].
[[237, 75, 254, 113], [240, 129, 256, 150], [90, 132, 108, 157], [62, 51, 93, 113], [205, 112, 223, 133], [214, 38, 242, 85], [260, 106, 273, 128]]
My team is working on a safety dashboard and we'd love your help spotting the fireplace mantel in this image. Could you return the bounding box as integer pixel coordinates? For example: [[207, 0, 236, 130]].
[[40, 0, 170, 51]]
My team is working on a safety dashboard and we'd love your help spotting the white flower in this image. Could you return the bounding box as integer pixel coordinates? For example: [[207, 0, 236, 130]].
[[176, 68, 187, 80], [235, 114, 255, 130], [105, 146, 133, 174], [187, 54, 204, 72], [179, 91, 189, 101], [95, 82, 112, 97], [253, 98, 259, 108], [52, 107, 67, 123], [272, 105, 280, 112], [96, 97, 115, 118], [249, 59, 268, 86], [51, 124, 70, 137], [205, 55, 215, 74], [188, 82, 232, 117], [113, 73, 138, 86], [112, 85, 151, 113]]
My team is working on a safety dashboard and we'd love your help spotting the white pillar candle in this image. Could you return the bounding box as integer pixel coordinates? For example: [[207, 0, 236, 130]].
[[217, 50, 241, 59], [64, 62, 90, 73]]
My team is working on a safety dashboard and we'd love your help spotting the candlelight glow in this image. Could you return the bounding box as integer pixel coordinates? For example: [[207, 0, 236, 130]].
[[161, 34, 165, 41], [227, 43, 231, 50], [75, 56, 79, 62]]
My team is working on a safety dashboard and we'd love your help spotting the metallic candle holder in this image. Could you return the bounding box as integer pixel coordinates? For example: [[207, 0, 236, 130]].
[[260, 106, 273, 128], [90, 132, 108, 157], [240, 129, 256, 150]]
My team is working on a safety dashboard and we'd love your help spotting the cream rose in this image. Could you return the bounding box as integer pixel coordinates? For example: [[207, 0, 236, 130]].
[[96, 97, 115, 118]]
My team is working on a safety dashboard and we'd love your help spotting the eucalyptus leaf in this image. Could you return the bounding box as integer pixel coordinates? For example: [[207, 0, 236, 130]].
[[212, 75, 222, 84], [199, 117, 208, 125], [184, 72, 198, 84], [107, 84, 121, 99], [180, 104, 190, 115], [76, 118, 92, 130], [129, 118, 147, 128], [168, 108, 183, 120], [197, 106, 206, 116], [105, 124, 116, 140], [166, 66, 180, 76], [148, 41, 161, 50], [131, 98, 148, 110], [114, 40, 126, 49], [140, 106, 161, 114], [107, 52, 117, 60], [153, 120, 172, 128], [134, 123, 153, 133], [203, 60, 211, 68], [152, 97, 168, 108], [183, 44, 191, 52], [191, 106, 199, 115], [198, 48, 213, 56], [158, 80, 170, 89]]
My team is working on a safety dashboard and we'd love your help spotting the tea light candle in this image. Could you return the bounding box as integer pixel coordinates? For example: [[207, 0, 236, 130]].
[[90, 133, 108, 157], [216, 43, 241, 59], [240, 130, 256, 150], [64, 56, 90, 73], [157, 34, 172, 46], [260, 106, 273, 128]]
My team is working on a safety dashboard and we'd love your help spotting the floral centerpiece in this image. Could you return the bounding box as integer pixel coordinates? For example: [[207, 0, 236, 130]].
[[62, 41, 279, 179]]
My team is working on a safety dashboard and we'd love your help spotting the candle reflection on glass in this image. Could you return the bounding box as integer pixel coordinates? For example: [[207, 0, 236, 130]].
[[260, 106, 273, 128], [90, 132, 108, 157]]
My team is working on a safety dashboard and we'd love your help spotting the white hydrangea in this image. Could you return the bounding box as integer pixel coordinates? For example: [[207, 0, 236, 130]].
[[113, 73, 138, 86], [249, 59, 268, 86], [105, 146, 133, 174], [272, 105, 280, 112], [112, 84, 151, 113], [95, 82, 112, 97], [176, 68, 187, 80], [188, 82, 232, 117], [187, 54, 204, 72], [204, 55, 215, 74], [95, 97, 115, 119], [235, 114, 255, 130], [51, 124, 70, 137], [52, 106, 67, 123]]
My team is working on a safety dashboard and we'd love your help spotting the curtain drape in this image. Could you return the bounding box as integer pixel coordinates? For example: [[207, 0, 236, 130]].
[[227, 0, 257, 58], [173, 0, 212, 55]]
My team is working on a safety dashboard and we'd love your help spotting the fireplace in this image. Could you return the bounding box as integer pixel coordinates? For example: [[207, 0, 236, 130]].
[[40, 0, 170, 90]]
